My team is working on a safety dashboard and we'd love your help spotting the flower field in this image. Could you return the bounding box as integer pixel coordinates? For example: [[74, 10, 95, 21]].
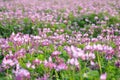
[[0, 0, 120, 80]]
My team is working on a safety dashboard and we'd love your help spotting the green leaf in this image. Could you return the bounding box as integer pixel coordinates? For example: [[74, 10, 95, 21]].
[[85, 70, 99, 79]]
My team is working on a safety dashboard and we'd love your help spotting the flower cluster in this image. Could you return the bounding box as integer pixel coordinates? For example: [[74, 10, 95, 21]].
[[0, 0, 120, 80]]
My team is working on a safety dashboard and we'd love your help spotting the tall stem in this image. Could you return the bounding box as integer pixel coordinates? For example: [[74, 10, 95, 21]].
[[97, 52, 102, 74]]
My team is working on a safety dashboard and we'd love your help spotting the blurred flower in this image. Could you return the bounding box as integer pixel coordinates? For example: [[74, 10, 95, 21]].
[[67, 58, 79, 66], [26, 62, 31, 68], [55, 57, 64, 64], [32, 58, 42, 65], [36, 74, 49, 80], [52, 51, 61, 56], [56, 63, 68, 71], [94, 16, 98, 20], [86, 52, 95, 60], [41, 40, 50, 46], [64, 46, 72, 56], [2, 58, 18, 68], [85, 44, 114, 58], [115, 60, 120, 68], [44, 59, 56, 69], [14, 48, 26, 59], [100, 73, 107, 80], [14, 68, 30, 80], [31, 65, 35, 69], [71, 46, 85, 58]]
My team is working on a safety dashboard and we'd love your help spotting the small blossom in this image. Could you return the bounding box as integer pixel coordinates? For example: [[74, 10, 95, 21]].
[[100, 73, 107, 80], [52, 51, 61, 56], [115, 60, 120, 68], [41, 40, 50, 46], [32, 59, 41, 65], [56, 63, 68, 71], [26, 62, 31, 68], [14, 69, 30, 80], [31, 65, 36, 69], [67, 58, 79, 66]]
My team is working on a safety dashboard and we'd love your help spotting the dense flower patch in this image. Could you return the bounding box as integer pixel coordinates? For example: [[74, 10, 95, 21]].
[[0, 0, 120, 80]]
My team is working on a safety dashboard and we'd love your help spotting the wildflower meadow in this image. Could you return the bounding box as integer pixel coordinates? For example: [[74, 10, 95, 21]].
[[0, 0, 120, 80]]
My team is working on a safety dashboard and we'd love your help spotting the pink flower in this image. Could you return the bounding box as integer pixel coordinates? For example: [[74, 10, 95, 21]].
[[36, 74, 49, 80], [100, 73, 107, 80], [86, 52, 95, 60], [56, 63, 68, 71], [67, 58, 79, 66], [44, 59, 56, 69], [31, 65, 35, 69], [2, 58, 18, 68], [44, 62, 56, 69], [14, 69, 30, 80], [104, 16, 109, 21], [85, 45, 92, 51], [64, 46, 72, 56], [90, 61, 95, 66], [71, 46, 84, 58], [32, 58, 42, 65], [41, 40, 50, 46], [14, 48, 26, 59], [26, 62, 31, 68], [52, 51, 61, 56], [55, 57, 64, 64]]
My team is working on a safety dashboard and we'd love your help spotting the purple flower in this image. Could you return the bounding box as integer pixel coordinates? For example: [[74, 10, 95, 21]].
[[14, 48, 26, 59], [41, 40, 50, 46], [52, 51, 61, 56], [115, 60, 120, 68], [86, 52, 95, 60], [44, 59, 56, 69], [67, 58, 79, 66], [14, 69, 30, 80], [71, 46, 83, 58], [56, 63, 68, 71], [2, 58, 18, 68]]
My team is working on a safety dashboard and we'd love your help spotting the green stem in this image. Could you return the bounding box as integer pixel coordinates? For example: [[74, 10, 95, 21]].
[[61, 71, 65, 80], [72, 67, 75, 80], [97, 52, 102, 74], [68, 65, 72, 80], [55, 70, 59, 80], [79, 67, 83, 80], [7, 69, 9, 79]]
